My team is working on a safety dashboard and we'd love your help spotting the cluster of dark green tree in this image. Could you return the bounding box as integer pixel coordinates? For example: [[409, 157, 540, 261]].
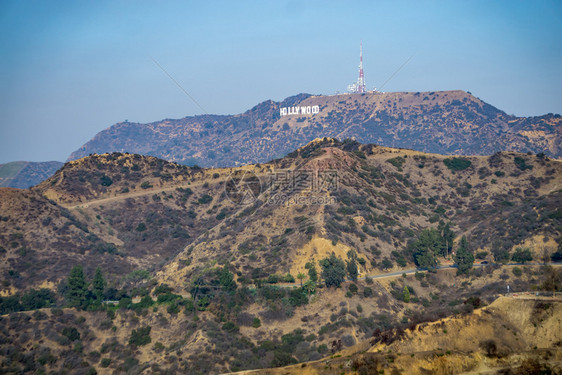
[[407, 223, 475, 275], [407, 222, 455, 268], [318, 251, 361, 288], [491, 241, 535, 264], [0, 288, 56, 314], [62, 265, 106, 310]]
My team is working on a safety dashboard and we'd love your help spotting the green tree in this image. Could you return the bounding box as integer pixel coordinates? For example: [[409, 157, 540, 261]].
[[306, 261, 318, 283], [319, 253, 346, 288], [0, 295, 21, 314], [380, 258, 393, 270], [20, 288, 56, 310], [129, 326, 151, 346], [403, 285, 410, 303], [438, 221, 455, 258], [297, 273, 306, 287], [346, 259, 358, 281], [454, 236, 474, 275], [303, 280, 316, 295], [219, 264, 237, 292], [512, 247, 533, 264], [491, 240, 510, 263], [411, 228, 442, 268], [92, 268, 105, 306], [66, 265, 88, 309]]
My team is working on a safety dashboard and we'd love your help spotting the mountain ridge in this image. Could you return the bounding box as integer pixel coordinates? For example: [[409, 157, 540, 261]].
[[68, 90, 562, 167]]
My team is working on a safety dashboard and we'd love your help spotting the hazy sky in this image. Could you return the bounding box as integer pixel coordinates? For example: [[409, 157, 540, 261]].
[[1, 0, 561, 163]]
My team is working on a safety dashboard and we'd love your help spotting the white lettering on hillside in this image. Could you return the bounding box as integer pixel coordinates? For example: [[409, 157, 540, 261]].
[[280, 105, 320, 117]]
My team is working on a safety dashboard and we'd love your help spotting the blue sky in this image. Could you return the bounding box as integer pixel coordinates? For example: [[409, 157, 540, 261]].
[[1, 0, 561, 163]]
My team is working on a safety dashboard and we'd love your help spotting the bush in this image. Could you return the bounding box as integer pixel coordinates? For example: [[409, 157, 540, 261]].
[[403, 286, 411, 302], [198, 194, 213, 204], [100, 174, 113, 187], [62, 327, 81, 342], [152, 342, 165, 352], [271, 351, 297, 368], [100, 358, 111, 368], [222, 321, 239, 333], [464, 296, 482, 309], [288, 288, 308, 307], [363, 287, 373, 298], [283, 273, 295, 283], [129, 326, 151, 346], [157, 293, 181, 303], [512, 247, 533, 264], [514, 156, 532, 171], [319, 253, 346, 288], [0, 295, 21, 314], [480, 339, 497, 357], [443, 157, 471, 171], [133, 295, 154, 309], [512, 267, 523, 277], [167, 303, 180, 314], [380, 258, 393, 270], [21, 288, 56, 310], [153, 283, 173, 295], [386, 157, 405, 170]]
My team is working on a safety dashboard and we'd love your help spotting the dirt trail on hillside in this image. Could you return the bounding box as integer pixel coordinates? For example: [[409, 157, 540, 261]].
[[61, 179, 215, 210]]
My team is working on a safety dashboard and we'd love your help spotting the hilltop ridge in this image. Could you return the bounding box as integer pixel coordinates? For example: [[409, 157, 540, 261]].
[[68, 90, 562, 167]]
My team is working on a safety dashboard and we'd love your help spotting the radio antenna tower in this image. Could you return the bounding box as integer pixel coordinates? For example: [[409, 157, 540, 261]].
[[348, 42, 367, 93]]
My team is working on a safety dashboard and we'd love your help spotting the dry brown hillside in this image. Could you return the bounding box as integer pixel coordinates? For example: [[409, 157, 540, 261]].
[[0, 187, 129, 291], [155, 138, 562, 291], [2, 140, 561, 294], [1, 140, 561, 374], [233, 296, 562, 375]]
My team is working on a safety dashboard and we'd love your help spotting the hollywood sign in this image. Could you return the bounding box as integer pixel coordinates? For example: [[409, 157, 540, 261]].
[[280, 105, 320, 117]]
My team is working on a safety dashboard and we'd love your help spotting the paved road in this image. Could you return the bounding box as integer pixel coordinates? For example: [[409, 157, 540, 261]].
[[272, 262, 562, 288], [359, 262, 562, 281]]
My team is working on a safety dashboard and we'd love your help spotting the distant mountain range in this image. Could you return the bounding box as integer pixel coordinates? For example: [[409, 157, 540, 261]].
[[68, 90, 561, 167], [0, 161, 63, 189]]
